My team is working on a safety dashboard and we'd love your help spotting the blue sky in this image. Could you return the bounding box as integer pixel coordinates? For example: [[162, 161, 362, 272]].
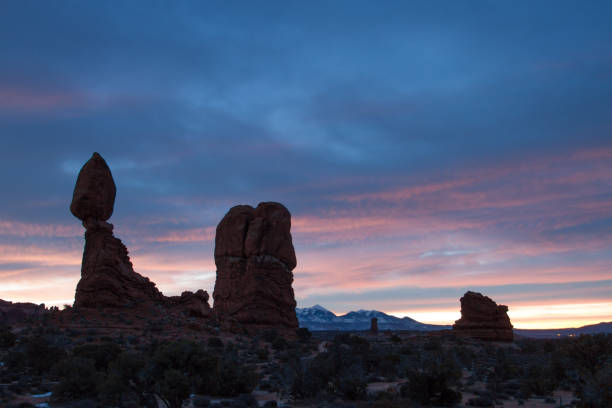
[[1, 1, 611, 328]]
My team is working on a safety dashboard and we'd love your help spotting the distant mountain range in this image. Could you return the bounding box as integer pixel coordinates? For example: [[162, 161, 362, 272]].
[[296, 304, 450, 331], [515, 322, 612, 339], [296, 305, 612, 337]]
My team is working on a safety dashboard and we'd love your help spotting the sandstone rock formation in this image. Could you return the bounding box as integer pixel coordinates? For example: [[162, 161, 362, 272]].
[[0, 299, 45, 326], [452, 291, 513, 341], [70, 152, 116, 222], [370, 317, 378, 334], [71, 153, 164, 308], [70, 153, 210, 317], [166, 290, 211, 318], [213, 202, 298, 330]]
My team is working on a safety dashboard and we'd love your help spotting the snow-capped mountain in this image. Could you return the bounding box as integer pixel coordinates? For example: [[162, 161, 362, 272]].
[[296, 305, 450, 331]]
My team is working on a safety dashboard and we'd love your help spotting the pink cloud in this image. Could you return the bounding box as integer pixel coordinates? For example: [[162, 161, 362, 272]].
[[0, 219, 81, 238], [140, 226, 216, 243], [0, 86, 86, 112]]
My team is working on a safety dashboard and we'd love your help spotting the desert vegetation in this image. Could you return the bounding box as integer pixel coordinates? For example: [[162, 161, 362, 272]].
[[1, 323, 611, 407]]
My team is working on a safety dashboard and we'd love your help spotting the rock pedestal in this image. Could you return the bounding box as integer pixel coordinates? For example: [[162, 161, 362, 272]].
[[75, 219, 164, 308], [213, 202, 298, 330], [370, 317, 378, 334], [70, 153, 210, 317], [452, 291, 513, 341], [71, 153, 164, 308]]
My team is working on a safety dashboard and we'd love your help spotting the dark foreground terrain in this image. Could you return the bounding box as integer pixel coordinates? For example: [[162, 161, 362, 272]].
[[1, 323, 611, 408]]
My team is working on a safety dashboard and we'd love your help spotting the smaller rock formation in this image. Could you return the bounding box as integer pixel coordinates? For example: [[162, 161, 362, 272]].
[[452, 291, 513, 341], [213, 202, 298, 331], [166, 290, 211, 318], [0, 299, 45, 326], [370, 317, 378, 334]]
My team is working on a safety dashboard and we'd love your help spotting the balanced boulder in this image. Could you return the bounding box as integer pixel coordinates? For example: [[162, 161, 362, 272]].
[[70, 152, 116, 222], [70, 152, 210, 317]]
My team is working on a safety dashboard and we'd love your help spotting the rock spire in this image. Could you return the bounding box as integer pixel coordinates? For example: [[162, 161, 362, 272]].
[[70, 152, 210, 317], [213, 202, 298, 330]]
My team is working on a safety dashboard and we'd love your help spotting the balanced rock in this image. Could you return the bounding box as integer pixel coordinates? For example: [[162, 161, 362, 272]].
[[452, 291, 513, 341], [213, 202, 298, 330], [70, 152, 116, 222], [70, 152, 210, 316]]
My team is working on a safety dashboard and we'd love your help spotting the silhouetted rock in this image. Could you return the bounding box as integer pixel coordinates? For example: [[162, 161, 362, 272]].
[[75, 219, 165, 308], [70, 153, 164, 308], [0, 299, 45, 325], [452, 291, 513, 341], [71, 153, 211, 317], [370, 317, 378, 334], [213, 202, 298, 331], [167, 290, 212, 318], [70, 152, 116, 222]]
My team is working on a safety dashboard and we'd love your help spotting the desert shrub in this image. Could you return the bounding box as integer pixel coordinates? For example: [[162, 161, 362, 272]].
[[289, 352, 333, 398], [290, 334, 376, 400], [148, 340, 257, 397], [296, 327, 311, 341], [236, 393, 258, 407], [98, 351, 146, 405], [423, 337, 442, 351], [51, 356, 100, 401], [563, 334, 612, 407], [272, 337, 288, 351], [262, 329, 280, 343], [207, 337, 224, 348], [158, 369, 190, 408], [454, 346, 476, 369], [24, 336, 66, 374], [5, 350, 26, 370], [576, 362, 612, 408], [334, 333, 370, 349], [519, 362, 557, 397], [257, 347, 270, 361], [151, 340, 213, 374], [401, 355, 462, 406], [466, 396, 493, 406], [213, 352, 259, 396], [0, 327, 16, 348], [567, 334, 611, 377], [193, 395, 211, 407], [487, 348, 521, 394], [150, 340, 217, 394], [335, 365, 367, 400], [375, 351, 402, 378], [73, 341, 121, 371]]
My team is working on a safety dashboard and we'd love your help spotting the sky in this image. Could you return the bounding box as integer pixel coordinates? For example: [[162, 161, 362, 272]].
[[1, 1, 611, 329]]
